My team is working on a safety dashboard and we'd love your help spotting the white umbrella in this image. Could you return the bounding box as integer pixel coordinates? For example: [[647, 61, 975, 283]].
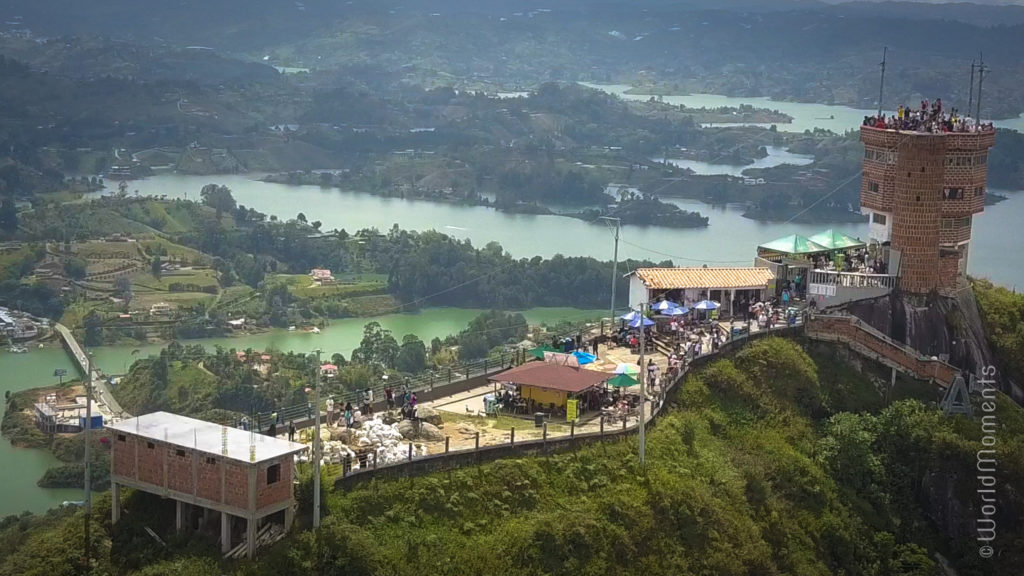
[[693, 300, 720, 310], [652, 300, 680, 312]]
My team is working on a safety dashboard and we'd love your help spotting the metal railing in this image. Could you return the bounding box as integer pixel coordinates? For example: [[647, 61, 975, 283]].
[[809, 269, 898, 289], [254, 318, 602, 431], [333, 321, 807, 483]]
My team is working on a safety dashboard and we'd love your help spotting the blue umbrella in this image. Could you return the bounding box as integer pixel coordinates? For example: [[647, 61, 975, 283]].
[[627, 316, 655, 328], [572, 350, 597, 365], [693, 300, 720, 310], [665, 306, 690, 316], [652, 299, 680, 312], [620, 310, 641, 321]]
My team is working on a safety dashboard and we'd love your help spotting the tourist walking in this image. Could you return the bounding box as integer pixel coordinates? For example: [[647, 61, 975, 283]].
[[344, 402, 354, 429], [385, 386, 395, 409], [326, 397, 335, 426]]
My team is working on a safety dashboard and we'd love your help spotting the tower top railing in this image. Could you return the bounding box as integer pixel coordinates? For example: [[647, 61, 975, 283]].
[[862, 100, 995, 135]]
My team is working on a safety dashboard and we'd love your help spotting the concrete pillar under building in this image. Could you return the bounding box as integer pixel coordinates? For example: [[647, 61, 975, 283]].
[[284, 505, 295, 531], [111, 482, 121, 524], [176, 500, 184, 531], [221, 512, 231, 554], [246, 517, 257, 559]]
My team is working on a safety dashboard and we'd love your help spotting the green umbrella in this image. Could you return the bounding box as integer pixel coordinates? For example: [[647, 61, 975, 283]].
[[807, 229, 866, 251], [607, 373, 638, 388], [757, 234, 829, 256], [528, 345, 557, 360]]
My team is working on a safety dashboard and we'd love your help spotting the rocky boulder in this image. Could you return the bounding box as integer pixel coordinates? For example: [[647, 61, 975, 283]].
[[414, 405, 444, 427], [397, 419, 444, 442]]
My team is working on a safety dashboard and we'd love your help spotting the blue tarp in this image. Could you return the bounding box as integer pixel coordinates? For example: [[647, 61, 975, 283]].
[[572, 351, 597, 365]]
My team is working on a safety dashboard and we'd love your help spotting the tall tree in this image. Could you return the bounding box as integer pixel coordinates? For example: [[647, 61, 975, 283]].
[[395, 334, 427, 374], [199, 184, 237, 219], [0, 197, 17, 234]]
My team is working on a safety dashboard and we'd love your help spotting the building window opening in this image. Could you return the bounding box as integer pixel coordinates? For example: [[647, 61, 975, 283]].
[[267, 463, 281, 485], [873, 213, 887, 225], [943, 187, 964, 200], [117, 434, 126, 442], [868, 181, 879, 193], [205, 457, 216, 465], [175, 449, 186, 457], [146, 441, 155, 449]]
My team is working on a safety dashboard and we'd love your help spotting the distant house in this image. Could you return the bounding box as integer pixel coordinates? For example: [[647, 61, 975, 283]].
[[150, 302, 172, 316], [310, 268, 335, 285], [320, 363, 338, 378]]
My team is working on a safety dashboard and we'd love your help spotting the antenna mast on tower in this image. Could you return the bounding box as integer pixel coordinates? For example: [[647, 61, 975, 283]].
[[967, 60, 976, 113], [877, 46, 887, 118], [976, 53, 987, 123]]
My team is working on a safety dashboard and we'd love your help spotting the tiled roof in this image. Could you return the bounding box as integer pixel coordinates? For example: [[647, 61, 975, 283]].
[[489, 362, 611, 393], [632, 267, 774, 290]]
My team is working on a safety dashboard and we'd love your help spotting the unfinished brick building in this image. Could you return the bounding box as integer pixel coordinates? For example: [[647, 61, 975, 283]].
[[107, 412, 307, 558], [860, 125, 996, 295]]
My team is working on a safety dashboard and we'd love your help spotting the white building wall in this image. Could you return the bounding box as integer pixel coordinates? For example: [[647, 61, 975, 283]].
[[862, 208, 892, 243], [627, 275, 650, 310]]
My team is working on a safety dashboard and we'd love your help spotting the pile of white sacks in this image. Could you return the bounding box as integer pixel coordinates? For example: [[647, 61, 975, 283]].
[[298, 417, 428, 470]]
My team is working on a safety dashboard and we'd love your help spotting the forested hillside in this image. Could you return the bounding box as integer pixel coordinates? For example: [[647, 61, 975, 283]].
[[2, 338, 1021, 576]]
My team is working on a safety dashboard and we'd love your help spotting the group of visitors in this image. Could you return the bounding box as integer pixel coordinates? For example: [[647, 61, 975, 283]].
[[862, 98, 995, 134]]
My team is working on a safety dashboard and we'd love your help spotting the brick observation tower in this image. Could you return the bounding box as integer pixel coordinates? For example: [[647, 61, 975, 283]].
[[859, 118, 996, 295]]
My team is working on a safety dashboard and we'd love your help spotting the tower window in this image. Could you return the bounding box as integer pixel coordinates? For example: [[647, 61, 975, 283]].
[[867, 182, 879, 193], [872, 213, 887, 225], [974, 187, 985, 197], [943, 188, 964, 200]]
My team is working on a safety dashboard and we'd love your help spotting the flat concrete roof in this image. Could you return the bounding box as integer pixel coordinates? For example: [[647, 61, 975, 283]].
[[106, 411, 307, 465]]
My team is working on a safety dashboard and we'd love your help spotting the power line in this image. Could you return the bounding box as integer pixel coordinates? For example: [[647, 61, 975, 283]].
[[618, 238, 752, 265], [781, 171, 862, 225]]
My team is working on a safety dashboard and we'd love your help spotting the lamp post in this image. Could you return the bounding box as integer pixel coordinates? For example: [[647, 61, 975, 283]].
[[636, 303, 647, 469], [599, 217, 621, 334], [83, 351, 93, 572], [312, 349, 322, 529]]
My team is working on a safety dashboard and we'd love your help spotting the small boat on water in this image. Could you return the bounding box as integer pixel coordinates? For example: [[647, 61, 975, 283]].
[[287, 326, 296, 332], [7, 345, 28, 353], [307, 326, 321, 334]]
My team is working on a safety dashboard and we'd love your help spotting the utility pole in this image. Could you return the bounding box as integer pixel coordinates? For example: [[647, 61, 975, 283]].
[[83, 352, 92, 572], [600, 217, 621, 333], [637, 303, 646, 468], [976, 53, 987, 123], [967, 60, 976, 114], [312, 349, 322, 529], [877, 46, 887, 118]]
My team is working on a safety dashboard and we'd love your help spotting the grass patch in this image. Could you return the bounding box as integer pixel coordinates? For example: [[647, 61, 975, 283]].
[[72, 241, 144, 260], [131, 269, 219, 293], [141, 236, 210, 265]]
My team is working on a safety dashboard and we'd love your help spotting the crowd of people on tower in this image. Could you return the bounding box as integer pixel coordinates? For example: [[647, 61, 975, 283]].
[[863, 98, 995, 133]]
